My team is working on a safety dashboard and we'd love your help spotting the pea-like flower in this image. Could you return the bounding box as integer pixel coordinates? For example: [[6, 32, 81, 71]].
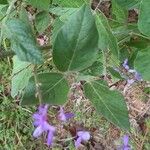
[[58, 107, 74, 122], [33, 104, 55, 146], [121, 135, 131, 150], [122, 59, 142, 85], [75, 131, 90, 148], [123, 59, 130, 70]]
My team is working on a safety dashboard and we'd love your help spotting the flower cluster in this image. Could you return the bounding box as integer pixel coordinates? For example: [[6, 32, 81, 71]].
[[58, 107, 75, 122], [32, 105, 55, 146], [32, 105, 90, 148], [122, 59, 142, 86]]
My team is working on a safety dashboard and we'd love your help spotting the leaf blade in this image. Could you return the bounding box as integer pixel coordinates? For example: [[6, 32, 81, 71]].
[[22, 73, 69, 105], [5, 19, 43, 64], [11, 56, 32, 98], [53, 4, 99, 72], [84, 80, 130, 130], [135, 48, 150, 81], [138, 0, 150, 37]]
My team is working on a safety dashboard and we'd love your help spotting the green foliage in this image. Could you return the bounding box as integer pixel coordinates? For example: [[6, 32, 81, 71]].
[[114, 0, 139, 9], [11, 56, 33, 98], [5, 19, 43, 64], [53, 0, 90, 7], [84, 80, 130, 130], [0, 4, 7, 19], [138, 0, 150, 37], [0, 0, 8, 4], [95, 13, 119, 59], [49, 7, 77, 17], [112, 0, 128, 23], [22, 73, 69, 105], [26, 0, 51, 10], [135, 47, 150, 81], [108, 67, 123, 79], [53, 5, 99, 71], [1, 0, 150, 148], [35, 11, 51, 34]]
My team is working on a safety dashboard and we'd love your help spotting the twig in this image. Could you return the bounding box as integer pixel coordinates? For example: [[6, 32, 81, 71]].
[[93, 0, 102, 14]]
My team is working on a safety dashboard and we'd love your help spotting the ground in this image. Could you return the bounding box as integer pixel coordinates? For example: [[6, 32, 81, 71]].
[[0, 58, 150, 150]]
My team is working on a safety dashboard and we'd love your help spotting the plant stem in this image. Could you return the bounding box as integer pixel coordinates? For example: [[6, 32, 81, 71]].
[[33, 66, 42, 105]]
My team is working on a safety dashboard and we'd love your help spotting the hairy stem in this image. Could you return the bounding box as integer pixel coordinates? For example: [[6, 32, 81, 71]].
[[33, 66, 42, 105]]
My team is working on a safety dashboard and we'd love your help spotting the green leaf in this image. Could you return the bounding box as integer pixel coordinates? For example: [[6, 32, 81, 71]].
[[22, 73, 69, 105], [53, 0, 90, 7], [11, 56, 32, 98], [53, 4, 99, 72], [114, 0, 139, 9], [95, 13, 119, 59], [138, 0, 150, 37], [0, 0, 8, 4], [84, 80, 130, 130], [35, 11, 51, 34], [108, 67, 123, 79], [135, 48, 150, 81], [51, 8, 78, 44], [26, 0, 50, 10], [112, 0, 128, 23], [126, 38, 149, 49], [5, 19, 43, 64], [19, 6, 29, 24], [49, 7, 77, 17], [0, 4, 7, 19], [51, 18, 64, 44]]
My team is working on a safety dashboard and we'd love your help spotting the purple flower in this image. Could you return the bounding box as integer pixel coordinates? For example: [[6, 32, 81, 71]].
[[75, 131, 90, 148], [121, 59, 142, 86], [58, 107, 74, 122], [127, 79, 135, 85], [118, 135, 131, 150], [122, 135, 131, 150], [33, 104, 55, 147], [123, 59, 129, 70], [134, 71, 142, 81]]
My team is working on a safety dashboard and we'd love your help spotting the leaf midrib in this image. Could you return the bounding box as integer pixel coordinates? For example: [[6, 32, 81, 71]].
[[67, 6, 86, 71]]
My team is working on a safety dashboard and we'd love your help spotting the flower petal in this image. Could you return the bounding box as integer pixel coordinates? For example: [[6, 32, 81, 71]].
[[47, 130, 55, 146], [77, 131, 90, 141], [75, 137, 82, 148], [33, 120, 40, 127], [127, 79, 135, 85], [65, 113, 75, 120], [38, 104, 49, 115], [33, 126, 44, 138], [123, 59, 129, 70], [58, 112, 66, 121], [32, 113, 41, 119], [43, 122, 55, 132], [135, 72, 142, 81], [123, 135, 129, 146]]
